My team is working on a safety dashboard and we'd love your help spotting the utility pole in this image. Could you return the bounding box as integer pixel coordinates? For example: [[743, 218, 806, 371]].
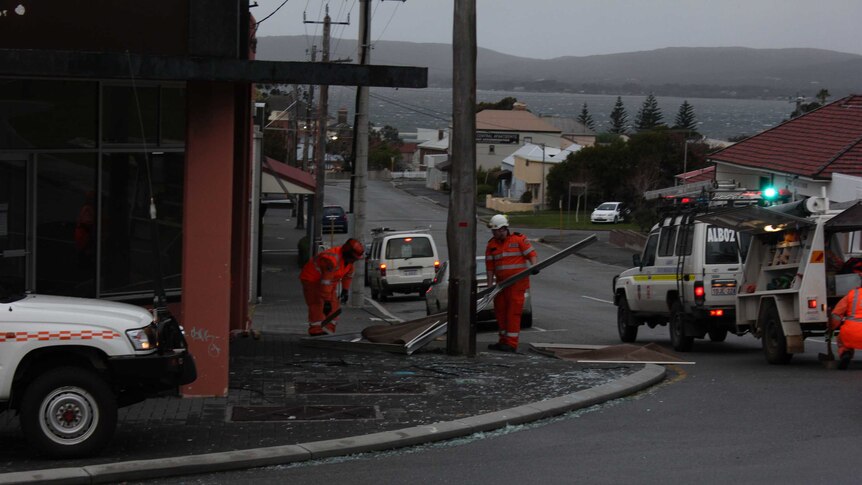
[[298, 46, 316, 232], [447, 0, 477, 356], [349, 0, 372, 307], [306, 6, 348, 255]]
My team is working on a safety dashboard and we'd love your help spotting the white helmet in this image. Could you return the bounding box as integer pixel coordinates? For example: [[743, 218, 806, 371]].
[[488, 214, 509, 230]]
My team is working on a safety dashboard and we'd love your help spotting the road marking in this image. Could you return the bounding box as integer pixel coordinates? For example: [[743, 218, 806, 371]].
[[582, 295, 614, 304], [528, 327, 567, 333]]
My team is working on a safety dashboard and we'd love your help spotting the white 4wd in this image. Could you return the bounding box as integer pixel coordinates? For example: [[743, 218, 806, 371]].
[[613, 212, 745, 351], [0, 293, 196, 457]]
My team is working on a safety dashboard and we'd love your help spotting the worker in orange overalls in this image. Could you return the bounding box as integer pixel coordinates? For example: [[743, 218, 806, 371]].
[[485, 214, 538, 352], [300, 238, 365, 336], [829, 285, 862, 369]]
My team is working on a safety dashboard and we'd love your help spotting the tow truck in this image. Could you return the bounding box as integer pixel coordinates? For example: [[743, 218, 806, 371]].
[[698, 196, 862, 363]]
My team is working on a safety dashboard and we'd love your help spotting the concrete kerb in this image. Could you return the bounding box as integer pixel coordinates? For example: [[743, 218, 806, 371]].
[[0, 366, 665, 485]]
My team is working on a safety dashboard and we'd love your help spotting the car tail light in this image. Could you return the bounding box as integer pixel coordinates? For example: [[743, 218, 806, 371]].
[[379, 263, 386, 277], [808, 298, 817, 309], [694, 281, 705, 305], [434, 260, 440, 270], [709, 309, 724, 317]]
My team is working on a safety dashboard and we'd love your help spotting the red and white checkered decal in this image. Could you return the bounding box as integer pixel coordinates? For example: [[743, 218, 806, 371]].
[[0, 330, 121, 342]]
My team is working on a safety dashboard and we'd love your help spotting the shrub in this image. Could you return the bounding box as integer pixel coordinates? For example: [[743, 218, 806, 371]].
[[519, 191, 533, 203]]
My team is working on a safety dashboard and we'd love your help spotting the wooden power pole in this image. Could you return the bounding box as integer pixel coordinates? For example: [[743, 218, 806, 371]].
[[306, 6, 347, 254], [349, 0, 372, 307], [447, 0, 477, 356]]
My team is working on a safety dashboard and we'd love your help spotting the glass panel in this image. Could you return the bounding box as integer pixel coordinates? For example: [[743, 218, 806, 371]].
[[386, 237, 434, 259], [35, 154, 98, 297], [641, 234, 658, 267], [0, 79, 97, 149], [658, 226, 678, 257], [676, 224, 694, 256], [102, 85, 159, 145], [160, 86, 186, 145], [705, 226, 740, 265], [100, 152, 184, 296], [0, 159, 27, 296]]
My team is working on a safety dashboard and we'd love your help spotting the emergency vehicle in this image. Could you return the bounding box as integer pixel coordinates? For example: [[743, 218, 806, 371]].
[[0, 292, 196, 457], [612, 192, 766, 351], [697, 196, 862, 364]]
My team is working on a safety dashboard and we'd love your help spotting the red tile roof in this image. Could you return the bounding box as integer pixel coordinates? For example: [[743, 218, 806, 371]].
[[709, 95, 862, 179]]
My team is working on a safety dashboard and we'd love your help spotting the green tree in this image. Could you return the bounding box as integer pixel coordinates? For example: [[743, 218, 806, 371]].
[[368, 128, 402, 170], [673, 100, 698, 133], [380, 125, 402, 145], [577, 102, 596, 131], [816, 89, 831, 105], [635, 93, 665, 131], [608, 96, 628, 135], [476, 96, 518, 112]]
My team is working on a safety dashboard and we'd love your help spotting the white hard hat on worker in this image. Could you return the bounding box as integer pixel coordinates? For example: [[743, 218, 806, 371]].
[[488, 214, 509, 230]]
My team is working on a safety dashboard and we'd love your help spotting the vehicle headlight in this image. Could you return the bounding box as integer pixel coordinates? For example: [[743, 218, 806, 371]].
[[126, 324, 158, 351]]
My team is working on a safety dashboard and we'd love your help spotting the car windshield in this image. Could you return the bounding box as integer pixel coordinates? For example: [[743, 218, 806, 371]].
[[386, 237, 434, 259], [597, 203, 617, 210], [0, 286, 25, 303]]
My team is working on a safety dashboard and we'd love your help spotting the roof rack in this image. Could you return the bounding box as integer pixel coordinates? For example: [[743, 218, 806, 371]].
[[370, 226, 432, 236]]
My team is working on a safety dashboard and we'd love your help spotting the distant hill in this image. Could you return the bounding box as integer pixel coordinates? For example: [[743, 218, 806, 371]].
[[257, 36, 862, 99]]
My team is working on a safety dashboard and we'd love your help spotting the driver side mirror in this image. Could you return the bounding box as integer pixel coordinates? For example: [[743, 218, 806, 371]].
[[632, 254, 642, 268]]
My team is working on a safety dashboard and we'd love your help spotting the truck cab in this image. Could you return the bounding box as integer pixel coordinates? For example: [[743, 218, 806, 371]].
[[0, 292, 196, 457]]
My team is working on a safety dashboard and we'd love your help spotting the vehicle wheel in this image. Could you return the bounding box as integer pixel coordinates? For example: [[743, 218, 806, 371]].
[[669, 301, 694, 352], [613, 216, 619, 224], [708, 328, 728, 342], [617, 298, 638, 343], [20, 367, 117, 458], [760, 301, 792, 364], [379, 289, 389, 302], [521, 312, 533, 329]]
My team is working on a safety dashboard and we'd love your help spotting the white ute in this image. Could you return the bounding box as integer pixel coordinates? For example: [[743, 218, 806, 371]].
[[0, 292, 196, 457]]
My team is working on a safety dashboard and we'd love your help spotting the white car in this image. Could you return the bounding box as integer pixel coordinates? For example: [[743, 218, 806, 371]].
[[591, 201, 627, 223], [425, 257, 532, 327], [366, 229, 440, 301]]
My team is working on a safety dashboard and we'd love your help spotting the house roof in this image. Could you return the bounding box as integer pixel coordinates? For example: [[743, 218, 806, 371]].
[[540, 116, 596, 136], [476, 110, 561, 133], [708, 95, 862, 179], [503, 143, 581, 165]]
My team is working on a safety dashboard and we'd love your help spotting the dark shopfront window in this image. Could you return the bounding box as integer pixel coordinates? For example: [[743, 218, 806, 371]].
[[36, 153, 98, 296], [0, 79, 98, 149], [100, 152, 184, 297]]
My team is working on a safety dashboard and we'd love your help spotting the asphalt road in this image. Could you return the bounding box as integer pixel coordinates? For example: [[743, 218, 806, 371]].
[[149, 179, 862, 484]]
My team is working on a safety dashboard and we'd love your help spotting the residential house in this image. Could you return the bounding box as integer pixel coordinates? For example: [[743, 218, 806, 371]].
[[708, 95, 862, 203], [540, 115, 597, 147], [475, 104, 564, 171], [506, 143, 582, 207]]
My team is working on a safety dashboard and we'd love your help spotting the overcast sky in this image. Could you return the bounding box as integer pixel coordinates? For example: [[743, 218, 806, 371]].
[[251, 0, 862, 59]]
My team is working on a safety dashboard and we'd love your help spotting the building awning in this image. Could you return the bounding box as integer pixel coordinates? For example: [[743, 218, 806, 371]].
[[0, 48, 427, 87], [261, 157, 315, 195]]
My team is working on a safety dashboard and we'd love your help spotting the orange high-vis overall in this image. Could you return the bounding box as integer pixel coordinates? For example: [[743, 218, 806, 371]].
[[830, 287, 862, 358], [300, 246, 355, 335], [485, 232, 536, 348]]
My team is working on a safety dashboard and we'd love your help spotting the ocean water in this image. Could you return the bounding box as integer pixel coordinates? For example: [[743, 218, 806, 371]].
[[325, 86, 794, 141]]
